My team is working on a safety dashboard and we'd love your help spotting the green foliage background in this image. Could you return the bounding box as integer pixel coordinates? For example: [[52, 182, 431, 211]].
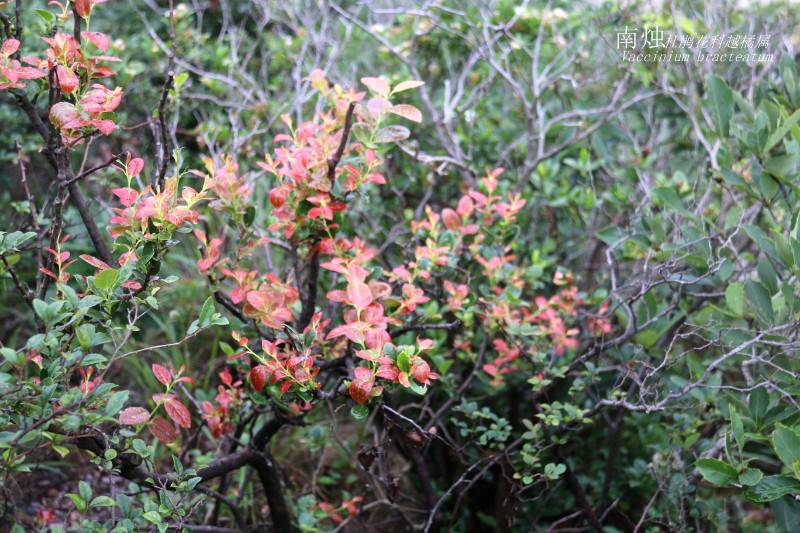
[[2, 0, 800, 531]]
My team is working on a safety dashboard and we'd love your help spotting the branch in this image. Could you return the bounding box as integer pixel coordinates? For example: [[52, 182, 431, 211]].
[[392, 319, 462, 337], [65, 151, 130, 186], [153, 0, 177, 189], [326, 100, 356, 185]]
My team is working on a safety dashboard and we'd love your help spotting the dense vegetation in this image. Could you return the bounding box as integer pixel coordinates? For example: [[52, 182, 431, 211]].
[[1, 0, 799, 531]]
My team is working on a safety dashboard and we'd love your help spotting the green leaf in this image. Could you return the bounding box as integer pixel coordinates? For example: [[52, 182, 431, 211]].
[[725, 282, 744, 315], [397, 351, 411, 373], [79, 480, 92, 501], [706, 75, 734, 138], [34, 9, 55, 23], [350, 404, 369, 420], [747, 475, 800, 502], [94, 268, 119, 291], [695, 458, 738, 486], [772, 495, 800, 533], [773, 426, 800, 473], [198, 296, 214, 327], [757, 258, 778, 294], [66, 493, 87, 513], [90, 496, 118, 508], [744, 280, 773, 323], [764, 109, 800, 153], [105, 391, 129, 416], [739, 467, 763, 486], [244, 205, 256, 227], [731, 405, 744, 457], [750, 386, 769, 426]]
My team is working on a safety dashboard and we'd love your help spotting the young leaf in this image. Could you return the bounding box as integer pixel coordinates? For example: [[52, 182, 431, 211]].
[[392, 80, 425, 93], [163, 396, 192, 429], [250, 366, 270, 392], [151, 364, 172, 386]]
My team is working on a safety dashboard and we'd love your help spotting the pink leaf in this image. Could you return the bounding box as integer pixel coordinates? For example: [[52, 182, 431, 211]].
[[389, 104, 422, 123], [163, 397, 192, 429], [111, 187, 138, 207], [81, 31, 110, 52], [128, 157, 144, 177], [49, 102, 81, 130], [347, 280, 373, 311], [119, 406, 150, 425], [361, 77, 390, 97], [152, 363, 172, 385], [80, 254, 112, 271], [1, 39, 20, 56], [91, 119, 116, 135]]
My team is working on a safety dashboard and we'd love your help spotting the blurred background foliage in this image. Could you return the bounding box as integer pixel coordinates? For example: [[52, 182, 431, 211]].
[[2, 0, 800, 531]]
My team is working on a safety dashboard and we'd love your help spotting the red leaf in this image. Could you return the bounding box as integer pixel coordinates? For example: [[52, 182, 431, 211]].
[[349, 377, 373, 405], [163, 397, 192, 429], [152, 363, 172, 385], [80, 254, 112, 271], [250, 365, 270, 392], [56, 65, 79, 94], [81, 31, 110, 52], [149, 417, 178, 444], [73, 0, 92, 17], [347, 280, 373, 311], [119, 406, 150, 425]]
